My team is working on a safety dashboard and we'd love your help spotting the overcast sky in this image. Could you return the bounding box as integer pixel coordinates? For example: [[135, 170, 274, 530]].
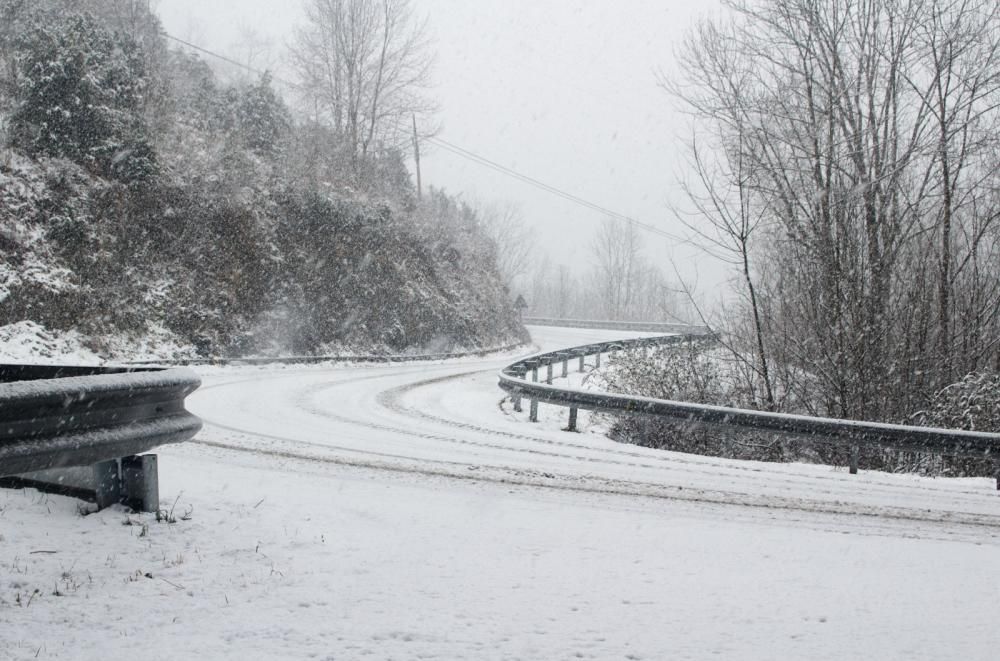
[[155, 0, 728, 299]]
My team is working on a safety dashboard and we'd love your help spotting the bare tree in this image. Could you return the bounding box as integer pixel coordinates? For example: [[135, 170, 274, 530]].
[[907, 0, 1000, 381], [669, 0, 1000, 421], [668, 121, 776, 409], [290, 0, 435, 179], [230, 22, 279, 83], [528, 255, 554, 317], [553, 264, 578, 319], [590, 217, 642, 320], [478, 201, 532, 291]]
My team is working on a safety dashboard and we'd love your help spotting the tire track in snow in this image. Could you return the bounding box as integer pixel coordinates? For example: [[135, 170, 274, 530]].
[[373, 368, 1000, 506], [188, 364, 1000, 530]]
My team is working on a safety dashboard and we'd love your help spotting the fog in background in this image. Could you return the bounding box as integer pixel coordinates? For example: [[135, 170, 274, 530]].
[[156, 0, 727, 309]]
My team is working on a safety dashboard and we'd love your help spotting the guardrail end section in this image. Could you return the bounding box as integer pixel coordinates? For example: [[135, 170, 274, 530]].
[[2, 455, 161, 513]]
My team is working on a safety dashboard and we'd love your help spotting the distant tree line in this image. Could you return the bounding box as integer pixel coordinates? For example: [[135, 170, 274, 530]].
[[522, 218, 686, 324]]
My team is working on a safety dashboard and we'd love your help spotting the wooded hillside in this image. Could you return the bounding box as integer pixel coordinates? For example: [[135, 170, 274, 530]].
[[0, 0, 525, 358]]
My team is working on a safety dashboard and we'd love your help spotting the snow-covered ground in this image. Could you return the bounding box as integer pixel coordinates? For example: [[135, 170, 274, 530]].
[[3, 325, 1000, 659], [0, 320, 198, 365]]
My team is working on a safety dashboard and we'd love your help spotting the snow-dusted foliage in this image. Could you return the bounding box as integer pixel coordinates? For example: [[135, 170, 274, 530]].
[[600, 340, 825, 464], [600, 342, 1000, 476], [904, 373, 1000, 477], [0, 0, 524, 360], [9, 11, 155, 182], [921, 373, 1000, 432]]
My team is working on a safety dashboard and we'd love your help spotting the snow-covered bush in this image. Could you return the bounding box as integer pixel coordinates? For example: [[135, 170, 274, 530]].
[[920, 372, 1000, 432], [599, 340, 802, 463], [9, 12, 156, 183], [599, 340, 1000, 476], [902, 373, 1000, 477]]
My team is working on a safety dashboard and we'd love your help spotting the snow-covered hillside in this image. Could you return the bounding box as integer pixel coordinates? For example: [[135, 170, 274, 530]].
[[0, 0, 525, 360]]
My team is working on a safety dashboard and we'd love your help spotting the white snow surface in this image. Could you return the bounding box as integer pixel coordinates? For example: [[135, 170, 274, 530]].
[[0, 320, 199, 365], [0, 321, 102, 364], [3, 324, 1000, 659]]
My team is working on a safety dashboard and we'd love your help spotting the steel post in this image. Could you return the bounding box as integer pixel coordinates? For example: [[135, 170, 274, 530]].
[[121, 454, 159, 513], [530, 365, 538, 420], [93, 459, 121, 510]]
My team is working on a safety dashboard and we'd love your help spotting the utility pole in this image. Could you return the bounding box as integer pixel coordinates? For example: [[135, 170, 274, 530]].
[[412, 114, 422, 199]]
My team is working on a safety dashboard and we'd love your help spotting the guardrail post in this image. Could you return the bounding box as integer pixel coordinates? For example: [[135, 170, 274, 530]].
[[530, 364, 539, 422], [567, 407, 578, 431], [546, 363, 553, 384], [93, 459, 121, 510], [121, 455, 159, 512], [578, 354, 585, 372], [849, 445, 859, 475], [561, 356, 568, 378], [513, 369, 525, 412], [595, 351, 601, 368]]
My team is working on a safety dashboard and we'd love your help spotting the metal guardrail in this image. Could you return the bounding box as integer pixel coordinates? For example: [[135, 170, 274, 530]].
[[498, 333, 1000, 488], [0, 340, 525, 510], [523, 317, 710, 334], [0, 365, 202, 509], [128, 342, 529, 367]]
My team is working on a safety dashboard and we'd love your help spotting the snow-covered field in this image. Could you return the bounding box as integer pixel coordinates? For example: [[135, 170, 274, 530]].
[[3, 325, 1000, 659]]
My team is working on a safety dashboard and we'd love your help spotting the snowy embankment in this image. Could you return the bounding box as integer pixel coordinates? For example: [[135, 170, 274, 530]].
[[2, 325, 1000, 659], [0, 320, 197, 365]]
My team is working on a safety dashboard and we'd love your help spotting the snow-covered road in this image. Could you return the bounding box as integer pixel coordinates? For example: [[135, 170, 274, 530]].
[[188, 325, 1000, 525], [4, 325, 1000, 660]]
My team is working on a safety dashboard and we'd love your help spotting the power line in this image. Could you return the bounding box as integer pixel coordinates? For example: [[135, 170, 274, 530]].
[[163, 32, 684, 245], [163, 33, 302, 90], [425, 136, 685, 243]]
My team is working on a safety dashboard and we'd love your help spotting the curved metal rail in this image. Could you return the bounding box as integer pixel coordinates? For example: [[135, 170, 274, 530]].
[[0, 365, 202, 476], [0, 365, 202, 509], [127, 342, 529, 367], [498, 333, 1000, 487], [523, 317, 709, 334]]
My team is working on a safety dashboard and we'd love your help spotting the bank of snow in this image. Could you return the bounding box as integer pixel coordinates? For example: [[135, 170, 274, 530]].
[[0, 320, 196, 364], [2, 444, 1000, 660]]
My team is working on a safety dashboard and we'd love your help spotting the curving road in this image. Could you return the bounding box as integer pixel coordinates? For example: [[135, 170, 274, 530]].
[[186, 325, 1000, 529], [13, 324, 996, 660]]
